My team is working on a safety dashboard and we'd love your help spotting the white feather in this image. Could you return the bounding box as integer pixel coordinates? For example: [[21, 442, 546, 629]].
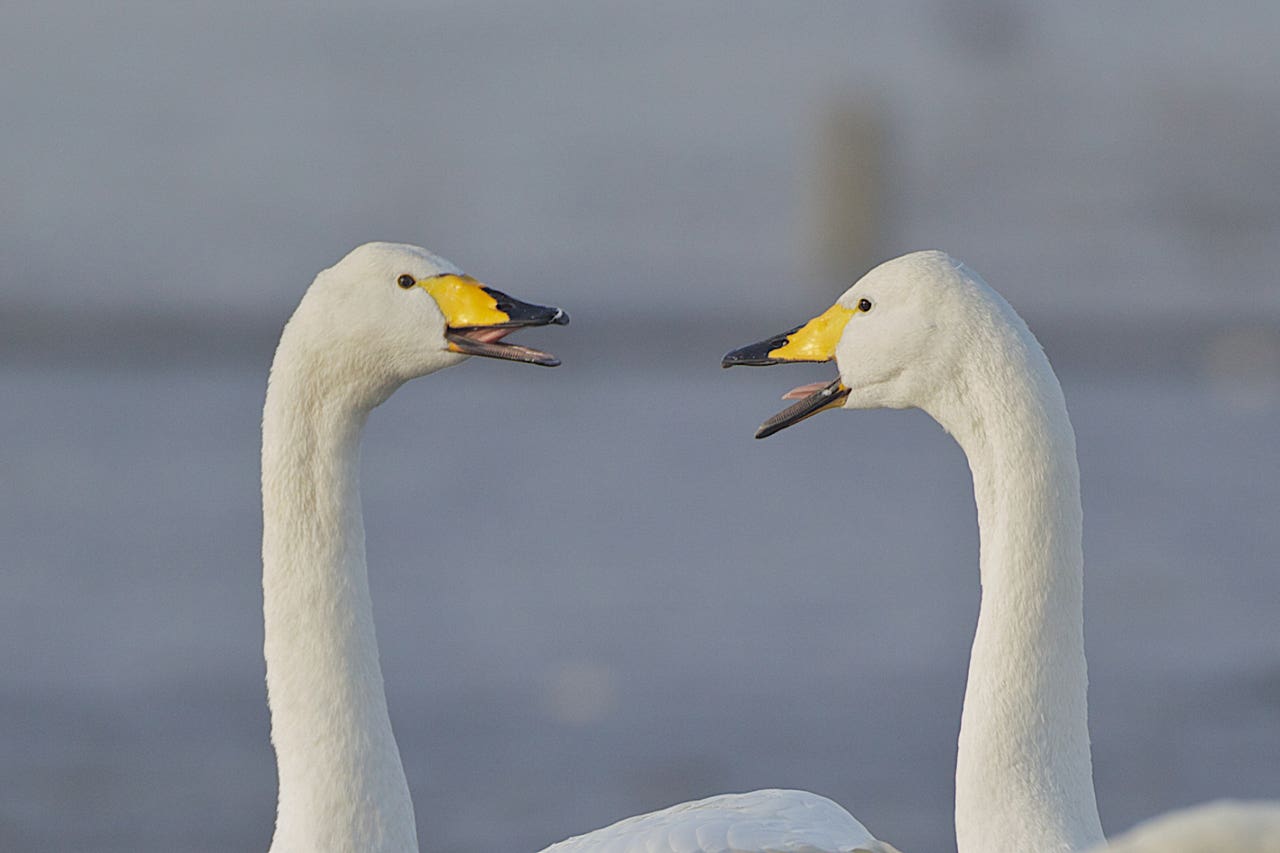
[[1096, 802, 1280, 853], [541, 790, 899, 853]]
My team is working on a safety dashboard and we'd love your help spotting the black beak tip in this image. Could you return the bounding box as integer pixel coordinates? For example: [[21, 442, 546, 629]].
[[722, 339, 784, 368], [721, 346, 756, 368], [482, 287, 569, 328], [721, 346, 745, 367]]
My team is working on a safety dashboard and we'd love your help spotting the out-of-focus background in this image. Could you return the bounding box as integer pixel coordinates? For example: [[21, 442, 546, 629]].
[[3, 3, 1278, 851]]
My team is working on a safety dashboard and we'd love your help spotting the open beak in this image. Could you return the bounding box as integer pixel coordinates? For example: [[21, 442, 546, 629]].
[[722, 301, 852, 438], [752, 378, 850, 439], [423, 274, 569, 366]]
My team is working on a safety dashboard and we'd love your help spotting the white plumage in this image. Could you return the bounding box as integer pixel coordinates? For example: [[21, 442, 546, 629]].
[[723, 251, 1279, 853], [261, 243, 566, 852], [258, 243, 1276, 852], [259, 242, 905, 853], [1096, 802, 1280, 853], [541, 790, 899, 853]]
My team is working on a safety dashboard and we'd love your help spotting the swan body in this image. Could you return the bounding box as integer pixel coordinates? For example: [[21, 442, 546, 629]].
[[723, 250, 1278, 852], [542, 790, 900, 853], [1093, 802, 1280, 853], [261, 242, 566, 852]]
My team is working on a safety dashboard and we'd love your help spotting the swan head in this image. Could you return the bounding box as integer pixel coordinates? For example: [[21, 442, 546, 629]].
[[722, 250, 981, 437], [286, 242, 569, 388]]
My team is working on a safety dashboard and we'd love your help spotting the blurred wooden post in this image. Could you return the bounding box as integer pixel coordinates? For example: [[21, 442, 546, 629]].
[[806, 98, 887, 291]]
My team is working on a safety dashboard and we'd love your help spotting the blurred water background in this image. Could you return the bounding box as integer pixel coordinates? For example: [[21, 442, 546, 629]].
[[2, 3, 1279, 852]]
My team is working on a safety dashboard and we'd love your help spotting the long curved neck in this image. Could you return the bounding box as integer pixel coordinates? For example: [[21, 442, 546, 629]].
[[261, 331, 418, 852], [928, 308, 1104, 853]]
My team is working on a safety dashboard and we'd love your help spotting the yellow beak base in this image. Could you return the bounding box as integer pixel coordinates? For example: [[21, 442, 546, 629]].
[[421, 275, 512, 329], [416, 274, 569, 367], [721, 302, 854, 367]]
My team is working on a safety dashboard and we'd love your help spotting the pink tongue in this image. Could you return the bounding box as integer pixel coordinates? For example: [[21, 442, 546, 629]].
[[782, 381, 832, 400], [468, 328, 513, 343]]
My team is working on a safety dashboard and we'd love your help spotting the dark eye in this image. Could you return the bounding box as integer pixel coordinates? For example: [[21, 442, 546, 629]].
[[396, 274, 416, 289], [858, 298, 873, 313]]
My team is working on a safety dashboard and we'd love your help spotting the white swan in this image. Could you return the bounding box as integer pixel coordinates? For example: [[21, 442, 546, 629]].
[[261, 241, 901, 853], [261, 242, 567, 852], [722, 250, 1280, 852]]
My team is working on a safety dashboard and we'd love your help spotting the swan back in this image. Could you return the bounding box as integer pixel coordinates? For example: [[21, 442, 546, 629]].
[[1095, 802, 1280, 853], [540, 790, 901, 853]]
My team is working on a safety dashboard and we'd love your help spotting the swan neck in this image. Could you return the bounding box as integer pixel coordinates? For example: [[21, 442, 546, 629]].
[[933, 322, 1103, 853], [261, 335, 418, 852]]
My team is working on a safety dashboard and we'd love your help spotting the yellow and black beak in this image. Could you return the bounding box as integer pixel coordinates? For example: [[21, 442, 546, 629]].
[[722, 301, 853, 438], [721, 302, 853, 367], [422, 274, 569, 367]]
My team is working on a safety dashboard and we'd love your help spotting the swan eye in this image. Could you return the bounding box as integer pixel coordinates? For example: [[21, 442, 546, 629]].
[[858, 298, 873, 313], [396, 274, 416, 290]]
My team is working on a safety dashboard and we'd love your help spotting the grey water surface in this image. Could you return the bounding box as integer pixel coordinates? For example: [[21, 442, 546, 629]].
[[2, 336, 1278, 852]]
